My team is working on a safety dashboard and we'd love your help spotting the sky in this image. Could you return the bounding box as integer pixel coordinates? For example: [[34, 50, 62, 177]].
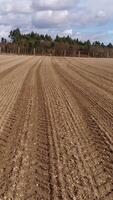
[[0, 0, 113, 43]]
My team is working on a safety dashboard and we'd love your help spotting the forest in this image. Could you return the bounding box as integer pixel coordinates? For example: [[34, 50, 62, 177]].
[[0, 28, 113, 57]]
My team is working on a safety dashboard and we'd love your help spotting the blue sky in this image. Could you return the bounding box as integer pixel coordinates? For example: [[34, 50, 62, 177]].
[[0, 0, 113, 43]]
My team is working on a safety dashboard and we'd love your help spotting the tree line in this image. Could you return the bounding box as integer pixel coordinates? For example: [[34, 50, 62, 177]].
[[0, 28, 113, 57]]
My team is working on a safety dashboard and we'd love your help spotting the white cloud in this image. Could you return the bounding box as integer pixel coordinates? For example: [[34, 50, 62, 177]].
[[96, 10, 106, 19], [63, 29, 73, 35], [86, 0, 113, 14], [32, 10, 69, 28], [0, 25, 11, 38], [0, 0, 32, 14], [0, 13, 31, 27], [85, 0, 113, 23], [32, 0, 76, 10]]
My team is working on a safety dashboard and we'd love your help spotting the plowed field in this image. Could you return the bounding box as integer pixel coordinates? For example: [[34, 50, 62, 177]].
[[0, 55, 113, 200]]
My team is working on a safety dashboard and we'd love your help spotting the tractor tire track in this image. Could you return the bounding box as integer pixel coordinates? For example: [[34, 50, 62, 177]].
[[0, 58, 41, 199], [0, 56, 31, 81], [53, 58, 113, 200]]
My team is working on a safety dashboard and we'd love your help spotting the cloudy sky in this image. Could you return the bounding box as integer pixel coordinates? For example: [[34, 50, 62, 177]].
[[0, 0, 113, 43]]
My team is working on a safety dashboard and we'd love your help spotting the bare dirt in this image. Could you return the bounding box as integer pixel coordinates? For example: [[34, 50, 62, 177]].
[[0, 55, 113, 200]]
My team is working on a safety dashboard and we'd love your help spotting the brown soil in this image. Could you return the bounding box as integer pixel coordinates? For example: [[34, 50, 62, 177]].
[[0, 56, 113, 200]]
